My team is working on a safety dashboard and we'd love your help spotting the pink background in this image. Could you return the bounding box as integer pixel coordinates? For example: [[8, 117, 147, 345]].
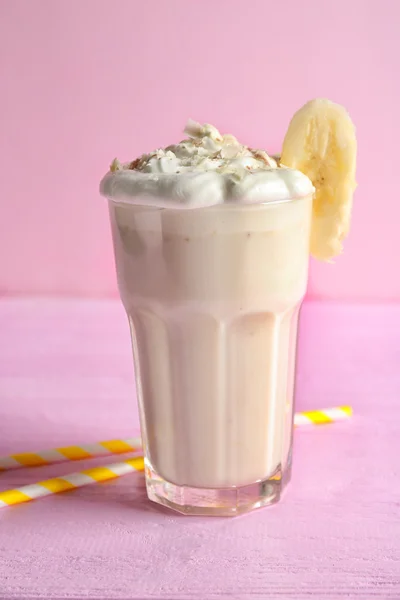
[[1, 4, 400, 596], [1, 0, 399, 300]]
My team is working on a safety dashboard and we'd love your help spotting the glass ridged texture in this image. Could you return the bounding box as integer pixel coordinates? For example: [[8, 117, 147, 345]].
[[108, 195, 312, 516]]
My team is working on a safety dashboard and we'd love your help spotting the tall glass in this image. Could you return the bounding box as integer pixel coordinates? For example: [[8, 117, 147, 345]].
[[107, 193, 312, 516]]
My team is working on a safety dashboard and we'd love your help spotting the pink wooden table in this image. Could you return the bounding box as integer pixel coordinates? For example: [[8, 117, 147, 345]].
[[0, 299, 399, 599]]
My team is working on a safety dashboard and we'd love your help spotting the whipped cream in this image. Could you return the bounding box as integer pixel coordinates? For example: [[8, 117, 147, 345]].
[[100, 120, 314, 208]]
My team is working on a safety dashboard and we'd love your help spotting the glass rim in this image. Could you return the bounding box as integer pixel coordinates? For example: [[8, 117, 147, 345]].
[[105, 192, 313, 211]]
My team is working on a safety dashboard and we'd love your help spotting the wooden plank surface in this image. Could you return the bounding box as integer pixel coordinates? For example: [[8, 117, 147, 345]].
[[0, 299, 399, 599]]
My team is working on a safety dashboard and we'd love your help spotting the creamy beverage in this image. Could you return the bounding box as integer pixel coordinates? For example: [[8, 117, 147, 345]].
[[101, 102, 357, 515]]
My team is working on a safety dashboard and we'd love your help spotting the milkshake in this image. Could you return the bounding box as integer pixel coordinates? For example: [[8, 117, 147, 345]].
[[101, 102, 357, 515]]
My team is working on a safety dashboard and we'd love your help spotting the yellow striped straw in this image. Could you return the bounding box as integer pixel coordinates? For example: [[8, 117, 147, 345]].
[[0, 406, 352, 509], [0, 456, 145, 509], [294, 406, 352, 426], [0, 407, 352, 472], [0, 437, 142, 471]]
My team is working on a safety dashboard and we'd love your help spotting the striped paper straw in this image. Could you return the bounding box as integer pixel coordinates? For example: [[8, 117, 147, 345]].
[[0, 437, 142, 471], [0, 456, 145, 508], [0, 407, 352, 509], [294, 406, 352, 426], [0, 407, 352, 472]]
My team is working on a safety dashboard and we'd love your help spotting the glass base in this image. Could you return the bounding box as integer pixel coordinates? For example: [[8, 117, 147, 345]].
[[145, 462, 291, 517]]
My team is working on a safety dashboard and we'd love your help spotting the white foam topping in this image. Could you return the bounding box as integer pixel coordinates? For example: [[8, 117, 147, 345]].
[[100, 120, 314, 208]]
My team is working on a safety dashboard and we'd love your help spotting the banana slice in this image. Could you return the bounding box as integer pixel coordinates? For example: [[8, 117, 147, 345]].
[[281, 99, 357, 261]]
